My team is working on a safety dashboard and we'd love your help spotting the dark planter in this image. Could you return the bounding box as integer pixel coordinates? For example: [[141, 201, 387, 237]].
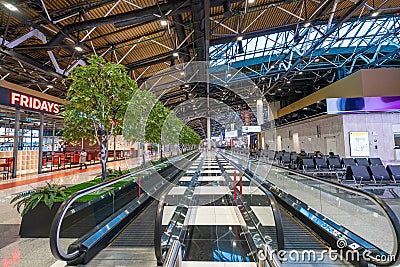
[[19, 202, 62, 238]]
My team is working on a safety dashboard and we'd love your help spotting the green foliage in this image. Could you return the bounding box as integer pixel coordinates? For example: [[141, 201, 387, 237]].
[[10, 182, 66, 217], [106, 167, 131, 179], [124, 90, 201, 147], [63, 55, 137, 144], [62, 55, 138, 181]]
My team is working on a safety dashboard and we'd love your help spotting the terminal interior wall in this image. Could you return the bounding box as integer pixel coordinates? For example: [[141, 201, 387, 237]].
[[275, 115, 345, 156], [342, 113, 400, 162]]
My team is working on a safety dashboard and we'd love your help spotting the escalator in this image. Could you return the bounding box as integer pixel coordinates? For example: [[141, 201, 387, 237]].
[[156, 153, 284, 267], [220, 151, 400, 266], [49, 151, 199, 266], [84, 201, 159, 267]]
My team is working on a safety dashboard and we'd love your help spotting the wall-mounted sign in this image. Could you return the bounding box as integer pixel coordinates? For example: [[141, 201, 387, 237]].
[[349, 131, 370, 157], [0, 87, 60, 114], [242, 125, 261, 133], [225, 130, 238, 138], [327, 96, 400, 114]]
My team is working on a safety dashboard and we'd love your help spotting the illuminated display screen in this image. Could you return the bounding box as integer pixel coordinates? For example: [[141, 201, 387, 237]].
[[326, 96, 400, 114]]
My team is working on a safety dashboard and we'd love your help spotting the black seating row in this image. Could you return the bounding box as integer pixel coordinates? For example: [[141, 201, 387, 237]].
[[344, 165, 400, 184]]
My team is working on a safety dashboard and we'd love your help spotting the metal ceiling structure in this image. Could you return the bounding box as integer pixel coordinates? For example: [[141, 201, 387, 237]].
[[0, 0, 399, 137]]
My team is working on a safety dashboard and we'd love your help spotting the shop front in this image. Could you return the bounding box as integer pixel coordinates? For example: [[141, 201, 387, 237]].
[[0, 80, 66, 178]]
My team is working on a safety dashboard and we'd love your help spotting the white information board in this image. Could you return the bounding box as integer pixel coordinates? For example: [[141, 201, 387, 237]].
[[349, 132, 370, 157], [242, 126, 261, 133]]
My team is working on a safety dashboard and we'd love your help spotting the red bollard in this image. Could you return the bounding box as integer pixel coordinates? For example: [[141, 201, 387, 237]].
[[240, 173, 243, 200], [233, 171, 237, 200], [138, 174, 141, 199]]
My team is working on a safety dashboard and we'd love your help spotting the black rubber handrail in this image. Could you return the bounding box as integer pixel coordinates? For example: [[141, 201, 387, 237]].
[[226, 151, 400, 266], [217, 152, 285, 253], [155, 193, 167, 266], [49, 152, 195, 262]]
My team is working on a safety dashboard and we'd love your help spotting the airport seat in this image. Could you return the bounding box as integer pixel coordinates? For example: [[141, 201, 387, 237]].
[[355, 158, 369, 166], [281, 155, 292, 167], [314, 158, 329, 171], [369, 165, 391, 183], [368, 158, 383, 166], [342, 158, 356, 168], [302, 159, 316, 173], [327, 158, 342, 170], [346, 165, 374, 184], [387, 165, 400, 183]]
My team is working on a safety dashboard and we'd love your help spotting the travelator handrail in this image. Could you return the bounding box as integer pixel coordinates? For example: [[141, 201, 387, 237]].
[[217, 152, 285, 253], [225, 151, 400, 266], [163, 240, 182, 267], [49, 151, 195, 262]]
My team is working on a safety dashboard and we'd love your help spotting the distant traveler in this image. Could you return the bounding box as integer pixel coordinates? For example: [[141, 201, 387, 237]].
[[295, 149, 308, 169], [315, 151, 323, 158], [328, 152, 336, 158], [79, 149, 87, 170]]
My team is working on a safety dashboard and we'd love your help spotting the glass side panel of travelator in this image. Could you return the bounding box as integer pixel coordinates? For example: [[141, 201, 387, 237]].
[[156, 152, 283, 267], [223, 150, 400, 266], [49, 151, 199, 265]]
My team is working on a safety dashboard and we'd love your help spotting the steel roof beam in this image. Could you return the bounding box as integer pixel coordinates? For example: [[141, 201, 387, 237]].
[[266, 0, 370, 94]]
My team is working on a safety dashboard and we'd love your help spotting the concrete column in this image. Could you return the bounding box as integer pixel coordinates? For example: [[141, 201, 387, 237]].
[[12, 108, 20, 178], [38, 112, 44, 174]]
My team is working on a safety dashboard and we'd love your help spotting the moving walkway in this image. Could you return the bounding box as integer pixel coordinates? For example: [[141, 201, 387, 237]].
[[221, 150, 400, 266]]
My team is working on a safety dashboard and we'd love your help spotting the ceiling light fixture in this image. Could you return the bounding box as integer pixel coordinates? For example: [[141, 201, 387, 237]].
[[180, 71, 184, 76], [160, 18, 168, 26], [74, 46, 83, 52], [248, 0, 255, 3], [315, 58, 320, 62], [286, 80, 291, 84], [261, 77, 266, 80], [237, 35, 243, 41], [4, 3, 18, 11], [277, 88, 282, 91], [304, 22, 311, 28], [299, 71, 303, 75], [173, 51, 179, 57], [47, 85, 54, 88], [270, 65, 275, 69], [371, 11, 380, 17]]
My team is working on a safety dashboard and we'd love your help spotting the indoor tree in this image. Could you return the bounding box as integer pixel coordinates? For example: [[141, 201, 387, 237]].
[[63, 55, 137, 181]]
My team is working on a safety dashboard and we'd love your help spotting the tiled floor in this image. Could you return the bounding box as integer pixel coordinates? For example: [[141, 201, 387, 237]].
[[0, 155, 163, 267]]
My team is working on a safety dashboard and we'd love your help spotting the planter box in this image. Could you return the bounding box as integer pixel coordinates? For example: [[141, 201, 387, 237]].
[[18, 163, 175, 238], [19, 202, 62, 238]]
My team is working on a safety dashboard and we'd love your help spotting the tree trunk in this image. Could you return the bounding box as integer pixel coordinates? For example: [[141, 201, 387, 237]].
[[113, 135, 117, 161], [101, 136, 108, 182], [142, 143, 146, 168]]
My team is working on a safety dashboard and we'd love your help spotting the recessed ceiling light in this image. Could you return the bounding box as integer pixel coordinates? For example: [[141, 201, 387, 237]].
[[270, 65, 275, 69], [160, 19, 168, 26], [4, 3, 18, 11], [299, 71, 303, 75], [75, 46, 83, 52], [184, 84, 189, 88], [371, 11, 380, 17], [180, 71, 184, 76], [47, 85, 54, 88], [315, 58, 320, 62], [286, 80, 291, 84], [304, 22, 311, 28], [237, 36, 243, 41], [277, 88, 282, 91], [173, 51, 179, 57], [248, 0, 255, 3], [261, 77, 265, 80], [227, 73, 231, 77]]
